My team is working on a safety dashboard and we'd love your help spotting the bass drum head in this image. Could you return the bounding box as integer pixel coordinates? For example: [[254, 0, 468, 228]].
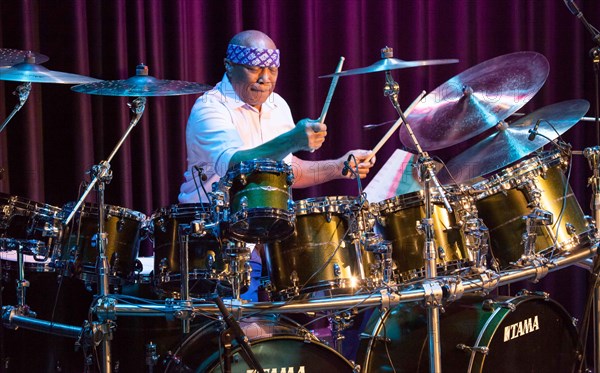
[[163, 320, 355, 372], [358, 294, 584, 372]]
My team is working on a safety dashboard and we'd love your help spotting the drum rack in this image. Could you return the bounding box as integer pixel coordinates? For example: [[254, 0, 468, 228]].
[[3, 241, 596, 346]]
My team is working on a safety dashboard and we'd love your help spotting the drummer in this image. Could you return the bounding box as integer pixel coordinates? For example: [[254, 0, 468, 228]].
[[178, 29, 375, 301]]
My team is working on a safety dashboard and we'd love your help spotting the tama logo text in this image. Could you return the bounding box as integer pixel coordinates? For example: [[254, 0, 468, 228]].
[[504, 315, 539, 342], [246, 367, 306, 373]]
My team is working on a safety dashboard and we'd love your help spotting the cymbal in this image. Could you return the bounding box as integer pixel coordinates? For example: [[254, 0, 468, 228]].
[[438, 99, 589, 184], [0, 60, 100, 84], [0, 48, 49, 67], [320, 57, 459, 77], [71, 64, 212, 97], [399, 51, 550, 151]]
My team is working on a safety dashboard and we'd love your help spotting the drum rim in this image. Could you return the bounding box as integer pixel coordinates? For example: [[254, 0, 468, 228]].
[[470, 149, 564, 198], [221, 158, 293, 185], [294, 195, 362, 215], [62, 201, 147, 222], [0, 195, 62, 217], [150, 203, 213, 220], [164, 319, 355, 372]]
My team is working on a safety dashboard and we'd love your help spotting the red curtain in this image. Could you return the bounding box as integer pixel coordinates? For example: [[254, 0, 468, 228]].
[[1, 0, 599, 344]]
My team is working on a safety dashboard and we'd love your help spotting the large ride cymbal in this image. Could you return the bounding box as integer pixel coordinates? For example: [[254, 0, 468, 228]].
[[0, 60, 100, 84], [0, 48, 49, 67], [71, 64, 212, 97], [438, 99, 589, 184], [399, 51, 550, 151]]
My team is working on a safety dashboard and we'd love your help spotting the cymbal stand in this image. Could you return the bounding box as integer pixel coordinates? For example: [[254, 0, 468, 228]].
[[0, 82, 31, 133], [63, 96, 147, 373], [584, 146, 600, 373], [380, 46, 446, 372]]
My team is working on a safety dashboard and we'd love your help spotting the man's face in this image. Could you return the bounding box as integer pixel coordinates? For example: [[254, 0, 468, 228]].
[[227, 61, 279, 109]]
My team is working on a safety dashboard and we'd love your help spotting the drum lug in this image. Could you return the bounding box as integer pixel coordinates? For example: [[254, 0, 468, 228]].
[[333, 263, 341, 278], [117, 216, 126, 232], [482, 298, 516, 312], [456, 343, 489, 355], [516, 289, 549, 299]]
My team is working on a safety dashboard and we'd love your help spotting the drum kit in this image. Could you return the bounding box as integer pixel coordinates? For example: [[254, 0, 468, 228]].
[[1, 45, 599, 373]]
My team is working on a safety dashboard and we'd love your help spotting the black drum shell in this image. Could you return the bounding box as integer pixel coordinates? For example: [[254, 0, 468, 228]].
[[60, 202, 146, 281], [151, 203, 225, 298]]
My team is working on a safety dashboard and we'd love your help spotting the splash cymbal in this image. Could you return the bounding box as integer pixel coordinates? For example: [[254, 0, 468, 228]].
[[0, 60, 100, 84], [399, 51, 550, 151], [71, 64, 211, 96], [438, 99, 589, 184], [0, 48, 49, 67]]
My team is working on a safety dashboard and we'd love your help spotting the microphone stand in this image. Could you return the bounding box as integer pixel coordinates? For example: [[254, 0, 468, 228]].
[[213, 295, 263, 373], [63, 97, 146, 373], [379, 46, 447, 372]]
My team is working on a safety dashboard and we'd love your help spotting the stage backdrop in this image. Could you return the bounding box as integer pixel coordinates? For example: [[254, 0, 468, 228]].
[[1, 0, 600, 345]]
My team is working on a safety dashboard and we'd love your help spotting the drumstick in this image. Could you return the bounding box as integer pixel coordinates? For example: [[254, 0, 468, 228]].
[[310, 56, 345, 153], [318, 56, 345, 124], [364, 90, 426, 163]]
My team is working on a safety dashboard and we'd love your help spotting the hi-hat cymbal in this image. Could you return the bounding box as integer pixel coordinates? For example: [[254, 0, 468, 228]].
[[71, 64, 211, 97], [0, 48, 49, 67], [399, 51, 550, 151], [438, 99, 589, 184], [0, 60, 100, 84]]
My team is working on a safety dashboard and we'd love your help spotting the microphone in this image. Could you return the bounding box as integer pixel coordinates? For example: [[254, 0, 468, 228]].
[[341, 154, 353, 176], [194, 165, 208, 181], [528, 119, 542, 141], [563, 0, 581, 16]]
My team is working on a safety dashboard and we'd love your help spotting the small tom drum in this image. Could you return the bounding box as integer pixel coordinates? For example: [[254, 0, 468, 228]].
[[60, 202, 147, 283], [0, 194, 62, 257], [219, 159, 295, 243], [151, 203, 225, 298]]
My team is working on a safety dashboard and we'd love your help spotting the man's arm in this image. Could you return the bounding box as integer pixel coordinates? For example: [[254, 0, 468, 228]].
[[229, 119, 326, 166], [291, 150, 376, 188]]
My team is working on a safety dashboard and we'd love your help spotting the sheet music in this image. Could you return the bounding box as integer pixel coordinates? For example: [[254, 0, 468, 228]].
[[364, 149, 423, 203]]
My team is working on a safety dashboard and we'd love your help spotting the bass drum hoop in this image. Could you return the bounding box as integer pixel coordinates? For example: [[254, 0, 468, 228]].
[[163, 320, 355, 372], [359, 294, 583, 372]]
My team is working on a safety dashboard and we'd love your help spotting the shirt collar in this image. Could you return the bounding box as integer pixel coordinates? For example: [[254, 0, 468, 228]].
[[217, 74, 277, 112]]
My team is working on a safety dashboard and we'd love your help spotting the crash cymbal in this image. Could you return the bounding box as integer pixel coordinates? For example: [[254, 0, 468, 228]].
[[71, 64, 212, 96], [320, 47, 458, 77], [438, 99, 589, 184], [0, 60, 100, 84], [399, 51, 550, 151], [0, 48, 49, 67]]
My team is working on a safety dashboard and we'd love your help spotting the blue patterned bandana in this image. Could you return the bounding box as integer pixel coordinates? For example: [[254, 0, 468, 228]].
[[226, 44, 280, 68]]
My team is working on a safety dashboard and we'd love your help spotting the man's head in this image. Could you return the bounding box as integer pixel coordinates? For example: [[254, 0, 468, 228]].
[[224, 30, 280, 110]]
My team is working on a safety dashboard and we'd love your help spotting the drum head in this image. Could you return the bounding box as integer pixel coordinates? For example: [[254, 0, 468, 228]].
[[358, 294, 584, 372]]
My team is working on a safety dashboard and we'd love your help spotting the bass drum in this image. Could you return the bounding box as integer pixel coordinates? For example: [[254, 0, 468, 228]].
[[357, 294, 584, 372], [163, 319, 355, 372]]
